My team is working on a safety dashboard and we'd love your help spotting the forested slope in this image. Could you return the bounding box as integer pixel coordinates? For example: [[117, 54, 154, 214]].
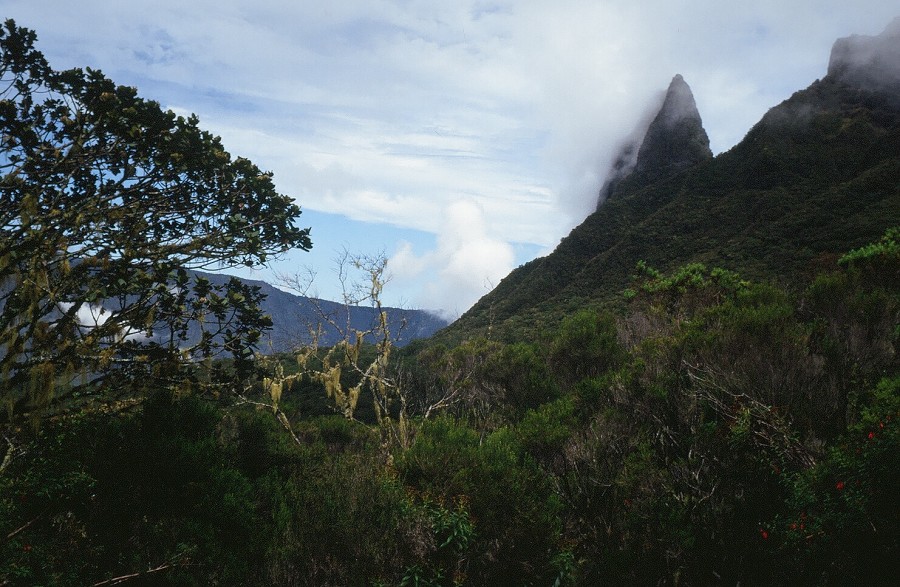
[[443, 37, 900, 342]]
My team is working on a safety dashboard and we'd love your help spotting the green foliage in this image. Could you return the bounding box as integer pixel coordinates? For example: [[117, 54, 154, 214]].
[[1, 392, 263, 585], [0, 20, 311, 422], [515, 396, 577, 466], [539, 246, 895, 583], [258, 450, 420, 586], [1, 396, 424, 586], [399, 417, 564, 585], [803, 246, 899, 430], [838, 225, 900, 266], [402, 337, 559, 429], [396, 228, 895, 582], [398, 497, 476, 586], [770, 377, 900, 583], [549, 309, 626, 387], [489, 342, 560, 417], [836, 226, 900, 297], [2, 239, 896, 584]]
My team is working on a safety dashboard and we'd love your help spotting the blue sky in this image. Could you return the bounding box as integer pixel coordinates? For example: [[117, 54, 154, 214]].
[[4, 1, 898, 318]]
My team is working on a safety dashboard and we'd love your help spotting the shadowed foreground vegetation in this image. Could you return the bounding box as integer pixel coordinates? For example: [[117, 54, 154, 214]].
[[2, 229, 897, 585]]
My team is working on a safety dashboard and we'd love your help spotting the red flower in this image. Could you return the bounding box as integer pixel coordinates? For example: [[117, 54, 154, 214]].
[[790, 522, 797, 530], [836, 481, 845, 491], [22, 544, 31, 552], [760, 528, 769, 540], [868, 431, 875, 440]]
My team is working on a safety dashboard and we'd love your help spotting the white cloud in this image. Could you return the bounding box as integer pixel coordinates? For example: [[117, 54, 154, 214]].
[[56, 301, 149, 342], [388, 200, 515, 317], [388, 241, 429, 280], [57, 302, 108, 330]]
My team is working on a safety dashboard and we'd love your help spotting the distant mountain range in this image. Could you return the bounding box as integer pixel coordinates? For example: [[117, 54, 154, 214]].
[[440, 18, 900, 342], [188, 270, 448, 352]]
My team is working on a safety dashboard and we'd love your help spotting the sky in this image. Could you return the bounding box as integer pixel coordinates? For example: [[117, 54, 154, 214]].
[[4, 1, 898, 319]]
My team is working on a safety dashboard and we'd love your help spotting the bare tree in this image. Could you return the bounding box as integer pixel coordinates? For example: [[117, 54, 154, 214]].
[[272, 250, 413, 449]]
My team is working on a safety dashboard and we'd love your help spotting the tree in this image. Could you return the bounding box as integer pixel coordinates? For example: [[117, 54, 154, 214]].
[[0, 20, 311, 423], [273, 250, 412, 447]]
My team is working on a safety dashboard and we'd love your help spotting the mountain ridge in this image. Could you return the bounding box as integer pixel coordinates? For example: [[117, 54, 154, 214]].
[[437, 19, 900, 343], [828, 16, 900, 97], [190, 270, 448, 352]]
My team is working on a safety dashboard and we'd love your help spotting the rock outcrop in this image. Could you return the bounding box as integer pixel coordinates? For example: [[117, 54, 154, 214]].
[[448, 18, 900, 343], [598, 75, 711, 208]]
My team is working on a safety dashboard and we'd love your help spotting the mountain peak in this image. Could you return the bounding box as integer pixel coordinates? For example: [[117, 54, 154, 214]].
[[633, 74, 712, 179], [598, 74, 712, 207], [448, 20, 900, 344], [827, 16, 900, 95]]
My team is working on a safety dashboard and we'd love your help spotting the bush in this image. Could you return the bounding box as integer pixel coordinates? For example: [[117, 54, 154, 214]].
[[398, 417, 563, 585], [772, 377, 900, 583], [549, 310, 626, 387], [1, 392, 264, 585]]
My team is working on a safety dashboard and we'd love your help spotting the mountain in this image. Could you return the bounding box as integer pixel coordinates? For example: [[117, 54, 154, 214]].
[[198, 271, 447, 352], [441, 19, 900, 343], [598, 74, 712, 206], [147, 271, 447, 353], [828, 16, 900, 97]]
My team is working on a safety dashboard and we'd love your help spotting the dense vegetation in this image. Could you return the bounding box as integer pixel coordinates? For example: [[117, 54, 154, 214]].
[[3, 228, 897, 585], [2, 19, 899, 586]]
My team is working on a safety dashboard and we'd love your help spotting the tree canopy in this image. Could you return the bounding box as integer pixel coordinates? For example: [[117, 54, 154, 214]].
[[0, 20, 311, 422]]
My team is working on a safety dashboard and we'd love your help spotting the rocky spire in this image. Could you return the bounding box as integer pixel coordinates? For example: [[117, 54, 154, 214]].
[[597, 74, 711, 208], [632, 75, 712, 181], [827, 16, 900, 95]]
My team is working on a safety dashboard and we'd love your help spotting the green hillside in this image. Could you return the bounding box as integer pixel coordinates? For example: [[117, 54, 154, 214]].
[[443, 75, 900, 342]]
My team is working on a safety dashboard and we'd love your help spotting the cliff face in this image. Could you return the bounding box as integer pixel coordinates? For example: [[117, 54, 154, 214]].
[[598, 74, 712, 208], [600, 17, 900, 206]]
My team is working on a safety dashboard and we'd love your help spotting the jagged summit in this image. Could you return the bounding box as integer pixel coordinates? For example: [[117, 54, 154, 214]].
[[597, 74, 711, 208], [827, 16, 900, 95], [633, 74, 712, 179]]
